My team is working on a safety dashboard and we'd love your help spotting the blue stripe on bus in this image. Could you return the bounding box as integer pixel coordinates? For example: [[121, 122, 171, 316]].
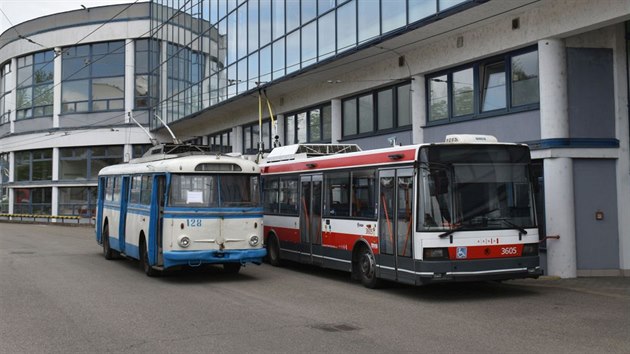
[[163, 207, 263, 213], [163, 249, 267, 269], [126, 208, 152, 217]]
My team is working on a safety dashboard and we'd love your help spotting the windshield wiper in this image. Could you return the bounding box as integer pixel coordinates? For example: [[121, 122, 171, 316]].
[[496, 218, 528, 236], [439, 224, 465, 238]]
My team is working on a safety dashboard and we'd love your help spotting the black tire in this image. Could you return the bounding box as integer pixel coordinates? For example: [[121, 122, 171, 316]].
[[223, 263, 242, 274], [140, 238, 160, 277], [102, 223, 116, 260], [267, 235, 282, 267], [357, 246, 381, 289]]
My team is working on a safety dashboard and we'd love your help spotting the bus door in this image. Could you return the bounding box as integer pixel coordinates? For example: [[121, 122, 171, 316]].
[[300, 174, 323, 265], [149, 175, 166, 266], [378, 168, 415, 284], [118, 176, 130, 253]]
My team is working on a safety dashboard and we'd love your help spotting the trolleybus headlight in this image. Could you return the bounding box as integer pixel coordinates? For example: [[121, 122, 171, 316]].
[[249, 235, 260, 247], [423, 248, 449, 260], [178, 236, 191, 248], [522, 243, 538, 256]]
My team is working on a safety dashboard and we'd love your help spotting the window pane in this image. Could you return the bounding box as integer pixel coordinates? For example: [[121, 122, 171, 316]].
[[351, 169, 376, 218], [358, 94, 373, 133], [302, 1, 316, 23], [322, 104, 331, 141], [34, 62, 54, 84], [33, 84, 53, 107], [285, 115, 296, 145], [260, 0, 272, 45], [439, 0, 467, 11], [286, 0, 299, 32], [60, 159, 87, 180], [62, 57, 89, 80], [301, 22, 316, 67], [286, 30, 300, 74], [358, 0, 380, 44], [378, 89, 393, 130], [337, 1, 356, 52], [429, 75, 448, 121], [17, 65, 33, 87], [297, 112, 307, 143], [453, 68, 474, 116], [272, 0, 285, 39], [237, 5, 248, 59], [16, 88, 32, 110], [481, 61, 506, 112], [325, 172, 350, 217], [309, 109, 321, 142], [343, 99, 357, 136], [260, 45, 272, 83], [92, 52, 125, 78], [512, 51, 539, 106], [248, 52, 259, 90], [410, 0, 436, 22], [92, 77, 124, 100], [272, 39, 285, 80], [62, 80, 89, 103], [382, 0, 406, 33], [318, 0, 336, 14], [397, 84, 411, 126], [248, 0, 259, 53], [318, 11, 335, 60]]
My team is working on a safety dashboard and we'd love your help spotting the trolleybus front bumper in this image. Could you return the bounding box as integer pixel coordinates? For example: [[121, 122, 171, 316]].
[[414, 256, 543, 285], [163, 248, 267, 269]]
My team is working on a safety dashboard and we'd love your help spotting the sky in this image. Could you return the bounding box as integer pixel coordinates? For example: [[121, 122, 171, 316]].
[[0, 0, 144, 36]]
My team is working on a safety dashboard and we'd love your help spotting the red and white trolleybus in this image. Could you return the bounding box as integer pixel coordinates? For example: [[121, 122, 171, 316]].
[[260, 135, 542, 287]]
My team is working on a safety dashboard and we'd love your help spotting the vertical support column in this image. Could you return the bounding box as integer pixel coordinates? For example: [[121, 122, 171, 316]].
[[51, 147, 60, 220], [53, 48, 62, 128], [9, 58, 17, 134], [538, 38, 576, 278], [125, 39, 135, 121], [160, 42, 169, 123], [233, 125, 243, 154], [8, 152, 14, 214], [331, 98, 342, 143], [411, 74, 425, 144], [613, 24, 630, 275]]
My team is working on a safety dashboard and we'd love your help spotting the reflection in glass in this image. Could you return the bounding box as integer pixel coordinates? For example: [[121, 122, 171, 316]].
[[302, 22, 317, 67], [337, 1, 356, 52], [260, 0, 272, 45], [511, 51, 539, 106], [358, 94, 373, 134], [410, 0, 436, 22], [378, 89, 394, 130], [286, 0, 299, 33], [358, 1, 379, 44], [453, 68, 474, 116], [429, 75, 448, 121], [286, 30, 300, 74], [318, 12, 335, 61], [481, 61, 506, 112], [272, 39, 285, 80], [397, 84, 411, 126], [297, 112, 307, 143], [92, 77, 124, 100], [343, 99, 357, 136], [382, 0, 406, 33]]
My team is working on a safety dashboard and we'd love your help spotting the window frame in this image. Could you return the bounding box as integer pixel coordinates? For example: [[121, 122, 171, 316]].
[[425, 46, 539, 126]]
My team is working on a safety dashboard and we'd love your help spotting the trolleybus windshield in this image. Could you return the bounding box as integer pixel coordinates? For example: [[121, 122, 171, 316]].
[[418, 145, 536, 233], [169, 174, 260, 208]]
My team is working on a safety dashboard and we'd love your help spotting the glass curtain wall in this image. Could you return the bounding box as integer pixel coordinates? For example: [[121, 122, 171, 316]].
[[149, 0, 471, 128]]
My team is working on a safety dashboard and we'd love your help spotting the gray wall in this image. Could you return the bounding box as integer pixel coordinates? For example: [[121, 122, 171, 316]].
[[573, 159, 619, 270], [423, 110, 541, 144], [14, 117, 53, 134], [59, 112, 125, 128], [0, 123, 9, 137], [567, 48, 615, 139]]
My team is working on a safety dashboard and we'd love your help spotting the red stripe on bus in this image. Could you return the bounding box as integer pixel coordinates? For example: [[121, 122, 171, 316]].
[[448, 244, 523, 260], [265, 225, 300, 243], [262, 149, 417, 174]]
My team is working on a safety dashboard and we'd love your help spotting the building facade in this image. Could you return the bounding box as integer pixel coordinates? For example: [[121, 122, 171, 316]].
[[1, 0, 629, 278]]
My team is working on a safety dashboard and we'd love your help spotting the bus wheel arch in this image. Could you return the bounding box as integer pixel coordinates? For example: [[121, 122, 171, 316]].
[[266, 231, 282, 267], [139, 232, 159, 277], [352, 240, 381, 289], [102, 219, 116, 260]]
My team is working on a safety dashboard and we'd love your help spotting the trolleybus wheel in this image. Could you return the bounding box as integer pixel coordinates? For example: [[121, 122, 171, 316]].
[[223, 263, 241, 274], [140, 237, 160, 277], [267, 235, 282, 267], [102, 223, 116, 260], [358, 246, 381, 289]]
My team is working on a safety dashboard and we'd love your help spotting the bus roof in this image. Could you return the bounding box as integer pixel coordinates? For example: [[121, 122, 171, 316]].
[[99, 154, 260, 176]]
